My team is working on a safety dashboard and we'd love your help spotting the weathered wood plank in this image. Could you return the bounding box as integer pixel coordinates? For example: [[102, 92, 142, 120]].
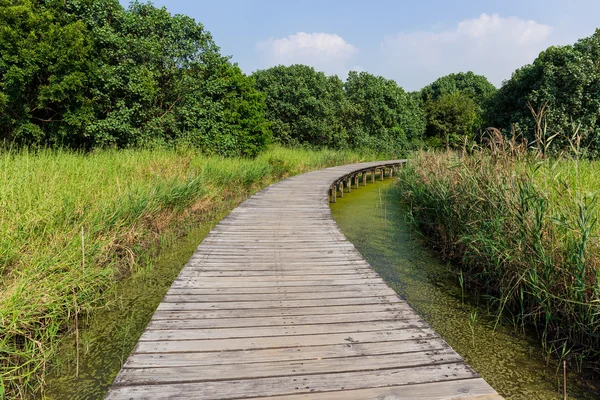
[[170, 278, 389, 289], [139, 320, 427, 341], [123, 338, 452, 368], [114, 349, 461, 385], [156, 296, 403, 311], [145, 310, 418, 329], [132, 328, 438, 353], [160, 289, 398, 303], [165, 283, 393, 296], [180, 267, 376, 275], [245, 379, 503, 400], [151, 303, 414, 320], [107, 363, 478, 400]]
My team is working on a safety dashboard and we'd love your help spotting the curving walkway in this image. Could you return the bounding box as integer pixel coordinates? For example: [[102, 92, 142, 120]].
[[106, 161, 502, 400]]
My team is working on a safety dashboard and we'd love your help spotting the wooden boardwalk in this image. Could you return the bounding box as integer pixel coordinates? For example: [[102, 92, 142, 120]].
[[107, 161, 502, 400]]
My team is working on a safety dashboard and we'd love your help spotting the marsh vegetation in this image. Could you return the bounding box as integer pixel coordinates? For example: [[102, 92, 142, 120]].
[[399, 146, 600, 376]]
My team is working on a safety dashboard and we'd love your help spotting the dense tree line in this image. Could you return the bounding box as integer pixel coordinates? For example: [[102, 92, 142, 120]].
[[0, 0, 269, 156], [2, 0, 599, 156], [415, 29, 600, 154], [253, 66, 425, 153], [0, 0, 426, 155]]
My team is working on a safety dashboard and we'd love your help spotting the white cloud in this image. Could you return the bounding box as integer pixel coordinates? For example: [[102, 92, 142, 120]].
[[381, 13, 554, 90], [256, 32, 358, 77]]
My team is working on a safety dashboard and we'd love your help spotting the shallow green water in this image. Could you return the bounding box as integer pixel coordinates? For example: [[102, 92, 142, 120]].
[[331, 178, 598, 400], [44, 214, 223, 399]]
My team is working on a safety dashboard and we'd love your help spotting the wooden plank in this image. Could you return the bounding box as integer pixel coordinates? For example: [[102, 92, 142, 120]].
[[150, 303, 415, 320], [180, 267, 376, 275], [139, 320, 427, 341], [123, 338, 452, 368], [160, 289, 398, 303], [184, 262, 372, 269], [165, 283, 394, 295], [175, 270, 378, 278], [146, 310, 419, 329], [107, 363, 478, 400], [132, 328, 438, 353], [114, 349, 462, 385], [170, 278, 389, 289], [245, 379, 502, 400], [156, 296, 403, 311]]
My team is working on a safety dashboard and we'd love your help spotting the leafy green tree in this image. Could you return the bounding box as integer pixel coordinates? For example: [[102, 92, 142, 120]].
[[0, 0, 269, 156], [252, 64, 348, 148], [425, 92, 478, 150], [344, 71, 425, 152], [0, 0, 93, 145], [488, 30, 600, 152], [419, 72, 496, 146], [420, 71, 497, 105]]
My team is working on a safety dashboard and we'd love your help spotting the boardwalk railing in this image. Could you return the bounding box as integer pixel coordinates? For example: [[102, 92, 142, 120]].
[[107, 160, 502, 400], [328, 161, 406, 202]]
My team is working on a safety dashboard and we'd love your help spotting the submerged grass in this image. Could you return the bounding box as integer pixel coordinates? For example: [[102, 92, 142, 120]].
[[0, 145, 382, 398], [398, 150, 600, 374]]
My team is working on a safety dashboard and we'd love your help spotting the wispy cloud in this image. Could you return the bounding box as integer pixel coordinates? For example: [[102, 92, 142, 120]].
[[381, 13, 553, 90], [256, 32, 358, 77]]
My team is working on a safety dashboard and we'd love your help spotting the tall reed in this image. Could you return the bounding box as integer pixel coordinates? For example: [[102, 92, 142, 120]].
[[399, 150, 600, 373]]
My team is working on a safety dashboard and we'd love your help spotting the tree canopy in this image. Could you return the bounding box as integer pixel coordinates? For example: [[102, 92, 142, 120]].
[[252, 64, 348, 148], [420, 71, 497, 105], [253, 66, 425, 153], [418, 72, 496, 148], [4, 0, 599, 158], [0, 0, 269, 156], [424, 92, 478, 150], [344, 71, 425, 152], [487, 29, 600, 152]]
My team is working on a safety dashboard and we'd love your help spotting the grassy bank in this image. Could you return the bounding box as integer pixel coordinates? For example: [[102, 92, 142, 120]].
[[0, 146, 382, 398], [398, 151, 600, 373]]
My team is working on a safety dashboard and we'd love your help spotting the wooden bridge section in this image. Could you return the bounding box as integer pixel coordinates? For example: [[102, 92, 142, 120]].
[[107, 161, 502, 400]]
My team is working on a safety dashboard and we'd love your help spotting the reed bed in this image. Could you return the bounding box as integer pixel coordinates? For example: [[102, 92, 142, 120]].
[[398, 150, 600, 373], [0, 146, 381, 398]]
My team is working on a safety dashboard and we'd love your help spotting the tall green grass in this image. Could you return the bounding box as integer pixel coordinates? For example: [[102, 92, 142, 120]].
[[0, 145, 383, 398], [399, 150, 600, 373]]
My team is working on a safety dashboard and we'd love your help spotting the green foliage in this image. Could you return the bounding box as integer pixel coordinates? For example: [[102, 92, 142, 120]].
[[420, 71, 497, 106], [344, 71, 426, 153], [488, 29, 600, 153], [0, 0, 93, 144], [424, 92, 478, 149], [419, 72, 496, 148], [253, 66, 425, 153], [399, 151, 600, 373], [0, 0, 269, 156], [252, 64, 348, 148]]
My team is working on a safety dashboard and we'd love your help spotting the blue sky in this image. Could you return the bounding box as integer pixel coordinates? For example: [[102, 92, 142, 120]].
[[119, 1, 600, 90]]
